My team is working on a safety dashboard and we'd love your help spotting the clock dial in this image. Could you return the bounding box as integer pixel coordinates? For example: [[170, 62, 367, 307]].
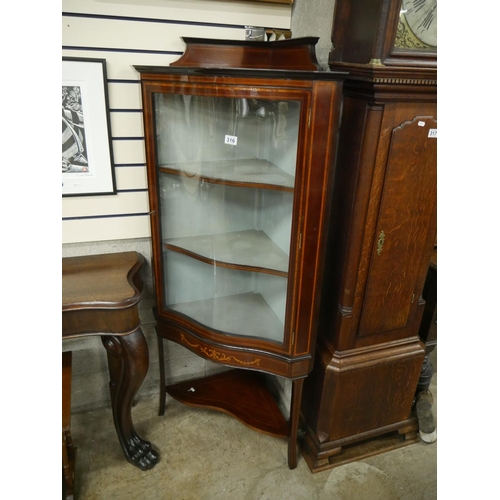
[[401, 0, 437, 48]]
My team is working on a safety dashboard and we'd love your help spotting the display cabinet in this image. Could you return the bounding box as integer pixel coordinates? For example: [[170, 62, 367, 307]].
[[135, 37, 345, 469]]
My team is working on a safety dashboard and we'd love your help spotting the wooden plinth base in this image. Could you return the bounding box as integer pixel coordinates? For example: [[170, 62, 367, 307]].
[[165, 369, 289, 438], [300, 416, 420, 473]]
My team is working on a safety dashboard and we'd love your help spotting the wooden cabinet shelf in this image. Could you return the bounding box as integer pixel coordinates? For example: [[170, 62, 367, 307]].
[[164, 229, 289, 277], [165, 369, 289, 438], [159, 157, 295, 192], [169, 291, 284, 343]]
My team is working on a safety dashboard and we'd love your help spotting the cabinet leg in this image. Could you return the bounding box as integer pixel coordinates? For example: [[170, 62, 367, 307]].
[[157, 331, 167, 416], [288, 378, 304, 469], [101, 329, 160, 471]]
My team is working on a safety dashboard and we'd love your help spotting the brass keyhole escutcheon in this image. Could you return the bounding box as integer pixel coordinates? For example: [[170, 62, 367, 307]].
[[377, 230, 385, 255]]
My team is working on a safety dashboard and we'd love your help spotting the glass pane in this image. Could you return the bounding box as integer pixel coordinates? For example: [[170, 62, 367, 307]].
[[154, 93, 301, 344]]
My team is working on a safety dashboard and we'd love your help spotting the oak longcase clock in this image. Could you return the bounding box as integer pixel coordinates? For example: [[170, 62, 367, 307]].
[[135, 37, 345, 469], [300, 0, 437, 473]]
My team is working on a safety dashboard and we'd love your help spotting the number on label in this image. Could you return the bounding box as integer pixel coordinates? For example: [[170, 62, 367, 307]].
[[225, 135, 238, 146]]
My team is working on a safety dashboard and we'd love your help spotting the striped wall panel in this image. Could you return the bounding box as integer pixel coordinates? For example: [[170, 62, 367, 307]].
[[62, 0, 291, 244], [62, 0, 291, 29], [62, 16, 244, 53], [62, 215, 151, 242], [61, 49, 180, 80]]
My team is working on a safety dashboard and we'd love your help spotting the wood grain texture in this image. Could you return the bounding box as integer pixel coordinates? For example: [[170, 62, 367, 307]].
[[165, 369, 289, 437], [62, 252, 144, 337], [300, 56, 436, 472], [171, 37, 320, 71], [358, 116, 437, 336], [62, 252, 143, 308]]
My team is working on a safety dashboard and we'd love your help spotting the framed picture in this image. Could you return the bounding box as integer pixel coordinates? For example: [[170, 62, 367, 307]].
[[228, 0, 293, 3], [62, 57, 116, 196]]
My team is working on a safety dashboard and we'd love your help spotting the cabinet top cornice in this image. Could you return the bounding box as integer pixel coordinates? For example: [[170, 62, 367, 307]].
[[134, 37, 346, 81], [173, 36, 322, 72]]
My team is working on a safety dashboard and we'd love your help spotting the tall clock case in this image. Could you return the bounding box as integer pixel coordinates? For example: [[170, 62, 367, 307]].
[[135, 37, 345, 469], [330, 0, 437, 67], [299, 0, 437, 474]]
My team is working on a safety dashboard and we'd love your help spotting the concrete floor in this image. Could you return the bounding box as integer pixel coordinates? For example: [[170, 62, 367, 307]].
[[69, 350, 437, 500]]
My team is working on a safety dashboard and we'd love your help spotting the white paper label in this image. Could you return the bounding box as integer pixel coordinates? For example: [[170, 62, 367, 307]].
[[418, 121, 426, 127], [428, 129, 437, 138], [225, 134, 238, 146]]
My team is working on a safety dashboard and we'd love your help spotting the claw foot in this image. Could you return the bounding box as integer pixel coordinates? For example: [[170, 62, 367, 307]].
[[125, 436, 160, 471]]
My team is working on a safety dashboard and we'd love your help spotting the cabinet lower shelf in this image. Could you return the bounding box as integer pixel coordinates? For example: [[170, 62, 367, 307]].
[[168, 292, 284, 343], [165, 369, 289, 438]]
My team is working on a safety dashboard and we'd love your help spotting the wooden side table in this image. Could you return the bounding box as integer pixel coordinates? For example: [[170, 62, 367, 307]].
[[62, 251, 159, 474]]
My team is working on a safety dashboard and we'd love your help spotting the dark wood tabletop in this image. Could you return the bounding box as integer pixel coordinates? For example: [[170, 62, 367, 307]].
[[62, 252, 144, 338]]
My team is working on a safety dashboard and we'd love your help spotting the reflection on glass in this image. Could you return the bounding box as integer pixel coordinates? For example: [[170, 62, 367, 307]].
[[154, 93, 300, 344], [394, 0, 437, 52]]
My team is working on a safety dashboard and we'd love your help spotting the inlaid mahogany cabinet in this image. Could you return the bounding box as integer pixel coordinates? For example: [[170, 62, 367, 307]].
[[300, 0, 437, 472], [135, 37, 345, 469]]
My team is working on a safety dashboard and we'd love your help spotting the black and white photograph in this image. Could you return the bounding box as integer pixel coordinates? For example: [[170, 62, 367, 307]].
[[62, 85, 89, 173], [62, 57, 116, 196]]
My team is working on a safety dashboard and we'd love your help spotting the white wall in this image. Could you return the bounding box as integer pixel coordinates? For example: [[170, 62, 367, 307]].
[[291, 0, 335, 69], [62, 0, 292, 244], [62, 0, 294, 413]]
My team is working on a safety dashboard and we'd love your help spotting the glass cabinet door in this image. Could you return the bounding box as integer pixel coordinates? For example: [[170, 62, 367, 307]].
[[154, 91, 302, 345]]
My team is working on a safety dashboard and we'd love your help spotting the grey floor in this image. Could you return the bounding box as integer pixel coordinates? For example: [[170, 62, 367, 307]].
[[69, 349, 437, 500]]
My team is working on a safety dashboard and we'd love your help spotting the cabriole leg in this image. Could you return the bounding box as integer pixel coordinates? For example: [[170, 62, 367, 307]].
[[102, 329, 159, 471]]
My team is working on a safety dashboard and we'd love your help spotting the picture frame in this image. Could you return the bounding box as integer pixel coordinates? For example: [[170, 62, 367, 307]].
[[232, 0, 293, 4], [62, 57, 116, 196]]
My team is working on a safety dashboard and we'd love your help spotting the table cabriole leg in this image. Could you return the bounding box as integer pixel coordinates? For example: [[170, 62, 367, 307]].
[[102, 329, 160, 471]]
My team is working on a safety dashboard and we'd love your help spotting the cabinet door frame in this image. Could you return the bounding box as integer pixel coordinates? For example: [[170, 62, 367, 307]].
[[141, 77, 314, 358]]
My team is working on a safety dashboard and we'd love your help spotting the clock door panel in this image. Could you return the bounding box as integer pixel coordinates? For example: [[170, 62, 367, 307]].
[[358, 116, 437, 337]]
